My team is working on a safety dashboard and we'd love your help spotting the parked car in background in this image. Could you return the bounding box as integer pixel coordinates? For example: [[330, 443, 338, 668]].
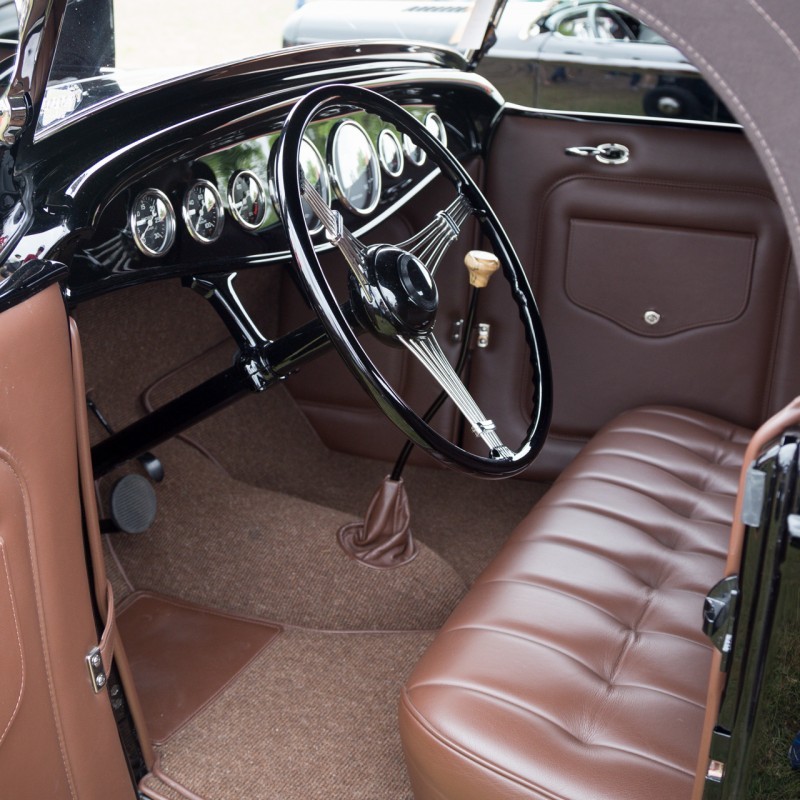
[[283, 0, 733, 121]]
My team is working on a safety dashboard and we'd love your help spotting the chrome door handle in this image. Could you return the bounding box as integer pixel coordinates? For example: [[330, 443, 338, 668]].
[[565, 142, 630, 165]]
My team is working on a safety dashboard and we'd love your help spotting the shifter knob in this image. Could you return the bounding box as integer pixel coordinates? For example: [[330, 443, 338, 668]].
[[464, 250, 500, 288]]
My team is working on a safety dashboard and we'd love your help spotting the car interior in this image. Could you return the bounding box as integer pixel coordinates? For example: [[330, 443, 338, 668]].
[[1, 8, 798, 800]]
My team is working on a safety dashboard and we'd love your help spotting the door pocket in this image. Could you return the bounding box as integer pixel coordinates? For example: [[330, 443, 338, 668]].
[[566, 218, 755, 337]]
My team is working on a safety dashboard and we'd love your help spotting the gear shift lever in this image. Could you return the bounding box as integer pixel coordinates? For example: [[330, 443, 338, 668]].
[[337, 250, 501, 569]]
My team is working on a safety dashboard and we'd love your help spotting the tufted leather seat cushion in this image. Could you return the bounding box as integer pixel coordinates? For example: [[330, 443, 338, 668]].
[[400, 406, 752, 800]]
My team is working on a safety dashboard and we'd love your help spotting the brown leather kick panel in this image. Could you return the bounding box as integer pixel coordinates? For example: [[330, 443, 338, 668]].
[[118, 592, 281, 744], [0, 539, 24, 748], [0, 284, 135, 800]]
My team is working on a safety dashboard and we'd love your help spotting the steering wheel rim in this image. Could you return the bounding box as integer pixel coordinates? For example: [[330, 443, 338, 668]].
[[272, 84, 551, 477]]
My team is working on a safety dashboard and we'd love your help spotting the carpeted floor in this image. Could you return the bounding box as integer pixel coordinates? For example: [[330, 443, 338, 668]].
[[75, 276, 551, 800], [140, 628, 434, 800], [108, 438, 468, 631], [139, 340, 547, 584]]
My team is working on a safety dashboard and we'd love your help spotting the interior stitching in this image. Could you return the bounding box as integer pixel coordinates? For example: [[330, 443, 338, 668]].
[[0, 538, 25, 748]]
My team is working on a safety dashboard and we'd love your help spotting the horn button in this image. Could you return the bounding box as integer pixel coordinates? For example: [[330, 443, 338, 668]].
[[354, 245, 439, 340]]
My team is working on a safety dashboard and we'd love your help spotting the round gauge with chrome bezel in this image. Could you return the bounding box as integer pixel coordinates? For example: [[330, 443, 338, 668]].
[[424, 112, 448, 147], [182, 179, 225, 244], [130, 188, 176, 257], [228, 170, 268, 231], [328, 119, 382, 216], [402, 132, 427, 167], [377, 128, 404, 178], [299, 136, 330, 234]]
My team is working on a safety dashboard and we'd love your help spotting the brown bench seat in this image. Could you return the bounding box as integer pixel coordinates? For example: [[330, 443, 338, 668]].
[[399, 406, 752, 800]]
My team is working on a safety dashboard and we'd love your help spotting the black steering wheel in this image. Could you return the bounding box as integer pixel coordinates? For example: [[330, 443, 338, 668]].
[[271, 84, 551, 477]]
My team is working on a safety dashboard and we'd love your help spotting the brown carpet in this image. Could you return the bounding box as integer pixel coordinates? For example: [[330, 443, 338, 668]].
[[118, 593, 281, 744], [142, 341, 547, 584], [140, 628, 433, 800], [109, 438, 467, 631], [75, 273, 551, 800]]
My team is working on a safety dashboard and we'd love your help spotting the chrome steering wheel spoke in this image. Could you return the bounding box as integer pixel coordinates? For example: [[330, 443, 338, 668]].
[[397, 194, 472, 276], [399, 332, 513, 458], [301, 174, 369, 292]]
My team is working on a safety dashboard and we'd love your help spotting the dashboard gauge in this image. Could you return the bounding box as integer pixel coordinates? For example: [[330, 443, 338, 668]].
[[402, 132, 427, 167], [424, 112, 448, 147], [130, 188, 176, 257], [182, 179, 225, 244], [329, 120, 381, 216], [228, 170, 268, 231], [299, 136, 330, 234], [377, 128, 404, 178]]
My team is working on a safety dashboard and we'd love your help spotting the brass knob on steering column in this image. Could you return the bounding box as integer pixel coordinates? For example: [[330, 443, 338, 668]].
[[464, 250, 500, 288]]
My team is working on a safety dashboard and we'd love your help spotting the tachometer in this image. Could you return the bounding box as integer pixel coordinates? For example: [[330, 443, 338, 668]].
[[329, 120, 381, 216], [130, 188, 176, 257], [228, 170, 268, 230], [182, 179, 225, 244]]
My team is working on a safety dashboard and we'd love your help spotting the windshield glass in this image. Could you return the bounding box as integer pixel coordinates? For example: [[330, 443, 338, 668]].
[[40, 0, 299, 132], [40, 0, 494, 131]]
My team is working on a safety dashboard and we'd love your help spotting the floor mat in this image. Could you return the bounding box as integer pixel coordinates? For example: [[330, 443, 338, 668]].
[[118, 592, 281, 744], [139, 627, 433, 800]]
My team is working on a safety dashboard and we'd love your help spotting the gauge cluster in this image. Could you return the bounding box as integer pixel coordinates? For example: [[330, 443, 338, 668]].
[[123, 106, 449, 261]]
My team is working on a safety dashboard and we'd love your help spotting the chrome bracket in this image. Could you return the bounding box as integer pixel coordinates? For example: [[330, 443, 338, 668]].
[[741, 465, 767, 527], [702, 575, 739, 671], [565, 142, 630, 166], [86, 646, 107, 694], [477, 322, 490, 348], [0, 93, 30, 146]]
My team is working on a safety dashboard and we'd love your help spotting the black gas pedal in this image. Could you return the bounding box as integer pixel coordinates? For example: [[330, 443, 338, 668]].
[[109, 474, 158, 534]]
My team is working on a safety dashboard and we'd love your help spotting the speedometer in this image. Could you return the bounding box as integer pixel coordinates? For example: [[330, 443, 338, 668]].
[[328, 120, 381, 216], [130, 188, 176, 257], [182, 179, 224, 243]]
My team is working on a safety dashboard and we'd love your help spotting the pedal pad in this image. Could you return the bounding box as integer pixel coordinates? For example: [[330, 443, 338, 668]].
[[110, 474, 158, 534]]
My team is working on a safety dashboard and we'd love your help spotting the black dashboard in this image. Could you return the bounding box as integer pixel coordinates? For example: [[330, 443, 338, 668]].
[[9, 48, 503, 306]]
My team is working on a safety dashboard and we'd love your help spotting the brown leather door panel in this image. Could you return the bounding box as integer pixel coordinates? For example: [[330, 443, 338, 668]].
[[472, 110, 794, 477], [0, 285, 135, 799]]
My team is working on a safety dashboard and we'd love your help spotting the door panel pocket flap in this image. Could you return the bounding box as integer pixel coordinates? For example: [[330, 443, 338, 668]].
[[566, 218, 756, 337]]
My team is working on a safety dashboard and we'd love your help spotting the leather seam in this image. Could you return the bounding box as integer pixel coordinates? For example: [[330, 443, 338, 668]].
[[401, 688, 568, 800], [0, 450, 79, 800], [546, 487, 733, 533], [477, 575, 717, 640], [0, 538, 25, 748], [747, 0, 800, 63], [618, 0, 800, 244], [423, 623, 708, 711], [403, 682, 695, 783]]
